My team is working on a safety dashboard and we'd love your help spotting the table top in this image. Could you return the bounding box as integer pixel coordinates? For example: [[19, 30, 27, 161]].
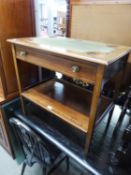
[[8, 37, 131, 65]]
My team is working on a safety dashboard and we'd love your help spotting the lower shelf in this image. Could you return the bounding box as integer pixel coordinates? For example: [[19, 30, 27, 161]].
[[22, 79, 112, 133]]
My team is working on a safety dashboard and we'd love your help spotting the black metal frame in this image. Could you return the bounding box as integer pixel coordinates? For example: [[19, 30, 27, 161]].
[[9, 117, 69, 175], [12, 110, 101, 175]]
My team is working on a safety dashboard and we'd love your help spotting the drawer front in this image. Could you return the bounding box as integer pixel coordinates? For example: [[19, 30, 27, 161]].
[[16, 47, 97, 84]]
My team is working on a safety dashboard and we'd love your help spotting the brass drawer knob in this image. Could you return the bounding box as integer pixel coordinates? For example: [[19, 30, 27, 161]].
[[19, 51, 28, 57], [71, 65, 80, 73]]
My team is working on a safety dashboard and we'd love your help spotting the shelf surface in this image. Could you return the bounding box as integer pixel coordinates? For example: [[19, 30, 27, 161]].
[[8, 37, 131, 65], [22, 79, 112, 132]]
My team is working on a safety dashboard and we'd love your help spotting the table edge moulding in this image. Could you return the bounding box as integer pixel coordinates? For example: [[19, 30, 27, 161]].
[[7, 37, 131, 65]]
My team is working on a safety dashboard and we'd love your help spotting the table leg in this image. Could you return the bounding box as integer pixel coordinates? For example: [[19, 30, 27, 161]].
[[11, 45, 26, 114], [85, 65, 105, 154]]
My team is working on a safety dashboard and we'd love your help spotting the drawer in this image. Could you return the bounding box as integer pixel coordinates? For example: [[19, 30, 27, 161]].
[[16, 47, 97, 84]]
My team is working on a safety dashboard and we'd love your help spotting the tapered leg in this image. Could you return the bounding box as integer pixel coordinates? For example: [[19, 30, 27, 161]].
[[85, 65, 105, 154], [21, 162, 27, 175]]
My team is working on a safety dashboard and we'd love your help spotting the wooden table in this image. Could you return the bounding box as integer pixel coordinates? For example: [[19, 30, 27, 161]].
[[8, 37, 131, 154]]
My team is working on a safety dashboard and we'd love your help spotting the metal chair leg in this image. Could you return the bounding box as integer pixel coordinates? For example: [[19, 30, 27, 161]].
[[107, 106, 115, 128], [65, 156, 70, 171], [21, 162, 27, 175], [42, 165, 47, 175], [47, 153, 68, 175], [80, 172, 85, 175]]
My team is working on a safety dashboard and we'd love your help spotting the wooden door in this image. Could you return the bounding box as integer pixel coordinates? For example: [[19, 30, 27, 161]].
[[0, 0, 37, 100], [0, 0, 38, 157]]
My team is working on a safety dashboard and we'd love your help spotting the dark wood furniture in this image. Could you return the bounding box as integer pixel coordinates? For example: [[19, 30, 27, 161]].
[[8, 37, 130, 154], [106, 85, 131, 167], [112, 86, 131, 136], [67, 0, 131, 87], [0, 0, 36, 156], [0, 110, 11, 153]]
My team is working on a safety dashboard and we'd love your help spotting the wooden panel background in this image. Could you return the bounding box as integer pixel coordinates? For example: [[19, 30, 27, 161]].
[[71, 4, 131, 47], [69, 0, 131, 5], [68, 1, 131, 85], [70, 4, 131, 60]]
